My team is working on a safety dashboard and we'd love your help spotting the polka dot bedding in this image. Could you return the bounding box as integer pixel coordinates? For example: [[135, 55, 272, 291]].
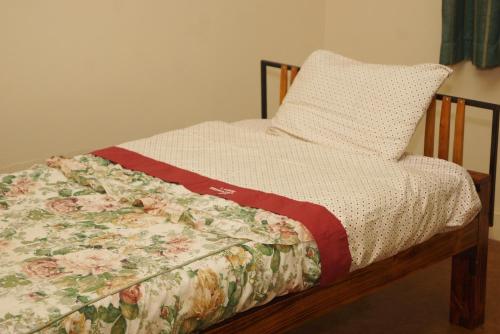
[[269, 50, 452, 161], [120, 121, 481, 271], [233, 118, 272, 133]]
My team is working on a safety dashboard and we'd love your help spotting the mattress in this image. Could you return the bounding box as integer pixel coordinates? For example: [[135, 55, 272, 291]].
[[0, 120, 480, 333], [122, 121, 481, 270]]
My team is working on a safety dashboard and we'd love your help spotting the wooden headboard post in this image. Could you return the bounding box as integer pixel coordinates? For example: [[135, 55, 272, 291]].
[[260, 59, 500, 226]]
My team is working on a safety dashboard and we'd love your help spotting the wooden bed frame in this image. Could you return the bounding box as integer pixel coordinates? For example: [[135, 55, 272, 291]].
[[205, 61, 500, 333]]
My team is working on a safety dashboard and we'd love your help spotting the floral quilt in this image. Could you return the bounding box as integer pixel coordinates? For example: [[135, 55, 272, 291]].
[[0, 155, 320, 334]]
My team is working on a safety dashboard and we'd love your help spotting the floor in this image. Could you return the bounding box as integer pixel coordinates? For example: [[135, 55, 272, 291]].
[[290, 240, 500, 334]]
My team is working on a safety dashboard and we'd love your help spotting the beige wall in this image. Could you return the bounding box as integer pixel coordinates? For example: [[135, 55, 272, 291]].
[[0, 0, 325, 171], [323, 0, 500, 238]]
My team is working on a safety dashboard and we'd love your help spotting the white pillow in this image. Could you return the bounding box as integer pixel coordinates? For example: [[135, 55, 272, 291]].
[[269, 50, 452, 160]]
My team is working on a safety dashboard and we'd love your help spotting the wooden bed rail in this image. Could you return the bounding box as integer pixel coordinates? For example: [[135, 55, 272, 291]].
[[260, 59, 500, 227]]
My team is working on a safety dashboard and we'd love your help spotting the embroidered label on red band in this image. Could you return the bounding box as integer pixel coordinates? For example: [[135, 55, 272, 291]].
[[92, 146, 352, 285]]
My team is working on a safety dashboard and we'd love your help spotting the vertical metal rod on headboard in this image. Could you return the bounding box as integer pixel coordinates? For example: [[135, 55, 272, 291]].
[[260, 61, 268, 119], [489, 108, 500, 226]]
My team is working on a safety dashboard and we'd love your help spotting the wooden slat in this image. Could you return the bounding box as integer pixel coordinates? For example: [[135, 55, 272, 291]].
[[206, 171, 488, 334], [290, 66, 299, 84], [438, 96, 452, 160], [453, 99, 466, 166], [279, 65, 288, 104], [424, 97, 436, 157]]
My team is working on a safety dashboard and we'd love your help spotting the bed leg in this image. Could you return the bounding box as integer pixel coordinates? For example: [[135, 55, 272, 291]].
[[450, 181, 490, 329]]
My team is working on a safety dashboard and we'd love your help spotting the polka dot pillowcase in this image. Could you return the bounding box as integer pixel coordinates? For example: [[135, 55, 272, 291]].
[[269, 50, 452, 160]]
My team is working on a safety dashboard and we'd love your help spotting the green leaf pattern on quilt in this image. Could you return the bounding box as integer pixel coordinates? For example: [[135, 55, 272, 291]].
[[0, 155, 321, 333]]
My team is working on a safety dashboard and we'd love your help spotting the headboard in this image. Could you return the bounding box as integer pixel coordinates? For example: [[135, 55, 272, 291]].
[[260, 59, 500, 226]]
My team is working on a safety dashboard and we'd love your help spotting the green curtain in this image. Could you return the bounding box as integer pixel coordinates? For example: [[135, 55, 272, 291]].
[[440, 0, 500, 69]]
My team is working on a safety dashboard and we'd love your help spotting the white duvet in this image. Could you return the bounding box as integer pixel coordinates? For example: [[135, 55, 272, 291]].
[[119, 121, 481, 271]]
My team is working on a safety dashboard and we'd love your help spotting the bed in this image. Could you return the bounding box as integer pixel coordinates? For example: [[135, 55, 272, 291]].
[[1, 52, 499, 334]]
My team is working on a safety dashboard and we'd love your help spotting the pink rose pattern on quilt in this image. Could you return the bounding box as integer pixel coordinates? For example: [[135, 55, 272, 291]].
[[0, 155, 319, 333]]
